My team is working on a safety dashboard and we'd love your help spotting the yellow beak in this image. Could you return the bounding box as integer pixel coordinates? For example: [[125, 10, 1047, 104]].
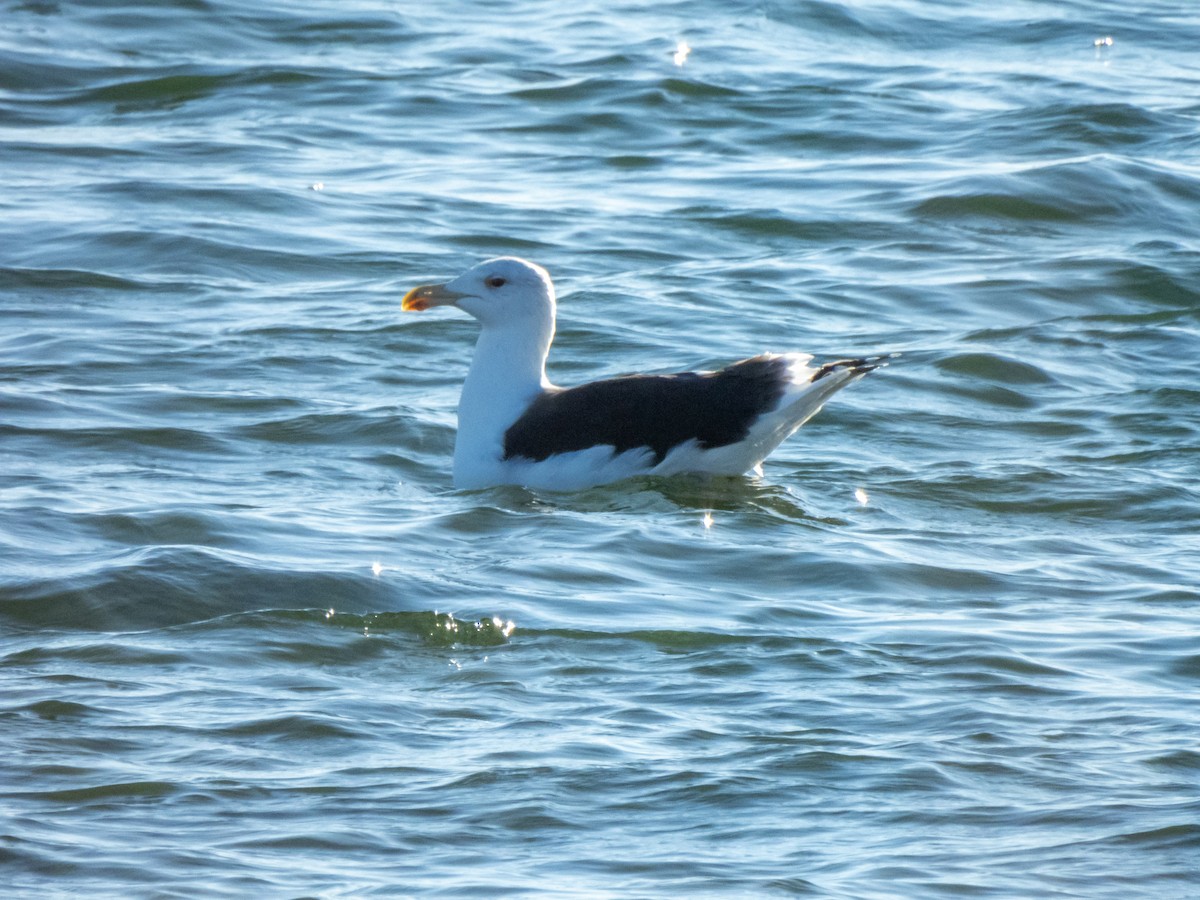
[[402, 282, 466, 312]]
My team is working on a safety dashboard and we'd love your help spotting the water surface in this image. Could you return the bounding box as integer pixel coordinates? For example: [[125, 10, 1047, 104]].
[[3, 1, 1199, 896]]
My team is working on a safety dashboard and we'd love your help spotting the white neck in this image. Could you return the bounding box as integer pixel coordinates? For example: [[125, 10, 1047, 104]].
[[452, 316, 554, 485]]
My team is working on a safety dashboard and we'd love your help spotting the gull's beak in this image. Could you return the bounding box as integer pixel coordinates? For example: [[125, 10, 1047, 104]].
[[402, 282, 466, 312]]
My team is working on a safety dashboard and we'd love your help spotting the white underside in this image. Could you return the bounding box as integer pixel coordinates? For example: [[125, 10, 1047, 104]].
[[452, 353, 868, 492]]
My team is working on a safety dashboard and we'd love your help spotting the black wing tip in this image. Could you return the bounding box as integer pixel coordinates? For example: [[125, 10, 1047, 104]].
[[810, 353, 897, 383]]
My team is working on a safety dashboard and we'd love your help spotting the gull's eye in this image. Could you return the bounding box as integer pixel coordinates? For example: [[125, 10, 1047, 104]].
[[485, 275, 507, 289]]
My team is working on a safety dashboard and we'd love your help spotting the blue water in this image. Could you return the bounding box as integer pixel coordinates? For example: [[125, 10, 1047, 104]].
[[3, 1, 1199, 896]]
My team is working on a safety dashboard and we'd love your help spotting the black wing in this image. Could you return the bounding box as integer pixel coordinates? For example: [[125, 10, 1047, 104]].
[[503, 355, 790, 464]]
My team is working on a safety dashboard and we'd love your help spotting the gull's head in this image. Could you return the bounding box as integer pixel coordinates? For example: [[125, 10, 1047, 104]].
[[402, 257, 556, 329]]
